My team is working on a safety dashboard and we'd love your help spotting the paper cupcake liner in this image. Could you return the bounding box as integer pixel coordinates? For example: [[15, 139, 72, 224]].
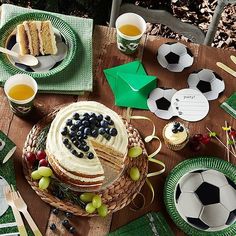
[[162, 124, 189, 151]]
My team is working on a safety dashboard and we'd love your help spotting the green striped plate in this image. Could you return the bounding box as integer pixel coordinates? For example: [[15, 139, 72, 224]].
[[0, 12, 78, 79], [164, 157, 236, 236]]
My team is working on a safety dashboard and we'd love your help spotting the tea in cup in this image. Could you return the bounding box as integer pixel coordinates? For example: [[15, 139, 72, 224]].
[[4, 74, 38, 116], [115, 13, 146, 54]]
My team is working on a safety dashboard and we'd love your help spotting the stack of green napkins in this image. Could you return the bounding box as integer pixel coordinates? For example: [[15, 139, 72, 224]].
[[104, 61, 157, 109], [109, 212, 174, 236]]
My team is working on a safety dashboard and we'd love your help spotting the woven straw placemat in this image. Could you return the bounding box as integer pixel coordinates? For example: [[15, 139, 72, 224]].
[[22, 106, 148, 216]]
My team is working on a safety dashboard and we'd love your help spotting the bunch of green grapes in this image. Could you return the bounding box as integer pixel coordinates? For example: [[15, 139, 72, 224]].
[[31, 166, 53, 190], [80, 193, 108, 217]]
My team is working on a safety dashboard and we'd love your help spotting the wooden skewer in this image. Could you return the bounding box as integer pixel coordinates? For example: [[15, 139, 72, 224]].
[[229, 129, 236, 155], [206, 127, 236, 159], [224, 121, 230, 162]]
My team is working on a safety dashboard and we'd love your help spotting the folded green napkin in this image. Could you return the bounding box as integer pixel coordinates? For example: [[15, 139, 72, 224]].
[[108, 212, 174, 236], [104, 61, 157, 109], [0, 4, 93, 95], [221, 92, 236, 119]]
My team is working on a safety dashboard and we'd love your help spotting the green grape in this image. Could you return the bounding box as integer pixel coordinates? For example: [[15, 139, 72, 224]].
[[85, 203, 96, 214], [38, 177, 50, 190], [129, 167, 140, 181], [38, 166, 53, 177], [31, 170, 42, 180], [92, 195, 102, 208], [80, 193, 96, 202], [128, 146, 142, 158], [97, 204, 108, 217]]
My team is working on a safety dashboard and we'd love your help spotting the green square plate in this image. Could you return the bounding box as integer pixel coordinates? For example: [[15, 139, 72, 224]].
[[0, 12, 78, 79]]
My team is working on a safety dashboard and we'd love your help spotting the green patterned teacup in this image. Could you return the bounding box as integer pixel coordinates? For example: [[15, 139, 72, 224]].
[[115, 13, 146, 54], [4, 74, 38, 117]]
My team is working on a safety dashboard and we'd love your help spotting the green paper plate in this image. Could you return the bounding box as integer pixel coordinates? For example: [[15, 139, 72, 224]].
[[0, 12, 78, 79], [164, 157, 236, 236]]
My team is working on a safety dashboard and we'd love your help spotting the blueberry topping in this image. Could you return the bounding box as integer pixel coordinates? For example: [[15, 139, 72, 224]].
[[52, 208, 59, 215], [87, 152, 94, 159], [98, 128, 105, 135], [61, 127, 68, 136], [63, 138, 69, 145], [105, 127, 110, 134], [78, 145, 83, 150], [89, 117, 96, 124], [84, 127, 91, 135], [110, 128, 117, 136], [108, 119, 114, 125], [97, 114, 103, 121], [78, 152, 84, 158], [66, 143, 72, 149], [76, 131, 83, 137], [62, 219, 70, 228], [69, 226, 76, 234], [70, 125, 77, 131], [69, 131, 76, 138], [49, 223, 56, 230], [100, 120, 108, 128], [178, 126, 184, 132], [71, 136, 77, 142], [66, 119, 73, 126], [72, 149, 79, 157], [83, 112, 90, 117], [105, 115, 111, 121], [91, 129, 98, 137], [74, 120, 82, 127], [172, 129, 178, 134], [82, 120, 89, 127], [73, 112, 80, 120], [81, 140, 87, 146], [83, 145, 89, 152], [73, 140, 79, 146], [78, 125, 85, 132], [174, 122, 180, 128]]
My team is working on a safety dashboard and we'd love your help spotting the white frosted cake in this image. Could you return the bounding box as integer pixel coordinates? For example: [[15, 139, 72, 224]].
[[46, 101, 128, 190]]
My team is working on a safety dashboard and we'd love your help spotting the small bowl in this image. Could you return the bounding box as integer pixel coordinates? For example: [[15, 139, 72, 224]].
[[157, 42, 194, 72]]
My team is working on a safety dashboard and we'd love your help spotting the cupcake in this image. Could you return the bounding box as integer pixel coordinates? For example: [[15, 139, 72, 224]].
[[162, 122, 189, 151]]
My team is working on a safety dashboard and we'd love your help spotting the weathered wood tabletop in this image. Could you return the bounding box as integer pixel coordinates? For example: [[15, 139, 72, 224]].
[[0, 25, 235, 236]]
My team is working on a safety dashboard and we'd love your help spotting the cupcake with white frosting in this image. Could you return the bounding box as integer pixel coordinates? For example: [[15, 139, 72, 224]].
[[162, 122, 189, 151]]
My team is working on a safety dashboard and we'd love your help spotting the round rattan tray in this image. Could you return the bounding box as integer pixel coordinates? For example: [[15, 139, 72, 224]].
[[22, 106, 148, 216]]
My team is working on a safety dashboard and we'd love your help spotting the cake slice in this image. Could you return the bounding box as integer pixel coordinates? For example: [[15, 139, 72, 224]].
[[16, 24, 29, 55], [41, 21, 57, 55]]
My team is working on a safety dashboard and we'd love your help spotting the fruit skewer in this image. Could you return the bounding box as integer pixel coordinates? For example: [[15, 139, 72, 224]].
[[223, 121, 230, 162], [206, 127, 236, 159]]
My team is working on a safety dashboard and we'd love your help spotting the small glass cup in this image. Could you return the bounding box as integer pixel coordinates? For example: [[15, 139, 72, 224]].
[[4, 74, 38, 117], [115, 13, 146, 54]]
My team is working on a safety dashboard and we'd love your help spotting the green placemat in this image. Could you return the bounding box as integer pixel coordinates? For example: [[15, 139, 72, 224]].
[[109, 212, 174, 236], [0, 4, 93, 95], [221, 92, 236, 119]]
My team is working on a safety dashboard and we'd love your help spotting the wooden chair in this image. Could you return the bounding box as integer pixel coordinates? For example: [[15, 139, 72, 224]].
[[109, 0, 236, 46]]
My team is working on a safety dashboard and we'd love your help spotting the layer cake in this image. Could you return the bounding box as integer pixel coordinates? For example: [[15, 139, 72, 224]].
[[46, 101, 128, 190]]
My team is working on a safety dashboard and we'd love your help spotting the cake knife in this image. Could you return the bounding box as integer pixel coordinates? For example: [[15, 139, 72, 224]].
[[216, 62, 236, 77]]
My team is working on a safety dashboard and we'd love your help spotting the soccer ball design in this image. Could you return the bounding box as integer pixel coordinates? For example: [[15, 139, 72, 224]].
[[175, 169, 236, 231], [187, 69, 225, 100], [147, 87, 177, 119], [157, 42, 194, 72]]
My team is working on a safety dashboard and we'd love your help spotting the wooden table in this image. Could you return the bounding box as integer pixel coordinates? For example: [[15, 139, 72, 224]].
[[1, 25, 235, 236]]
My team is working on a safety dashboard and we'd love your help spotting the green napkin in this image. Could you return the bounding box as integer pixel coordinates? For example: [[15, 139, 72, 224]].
[[0, 4, 93, 95], [109, 212, 174, 236], [104, 61, 157, 109], [221, 92, 236, 119]]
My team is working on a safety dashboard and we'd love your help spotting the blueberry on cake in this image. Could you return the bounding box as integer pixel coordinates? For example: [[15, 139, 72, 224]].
[[17, 20, 57, 56], [46, 101, 128, 190]]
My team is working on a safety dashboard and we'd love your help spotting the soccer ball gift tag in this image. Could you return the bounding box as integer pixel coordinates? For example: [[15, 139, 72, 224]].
[[175, 169, 236, 232], [148, 88, 209, 122], [157, 42, 194, 72], [187, 69, 225, 101]]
